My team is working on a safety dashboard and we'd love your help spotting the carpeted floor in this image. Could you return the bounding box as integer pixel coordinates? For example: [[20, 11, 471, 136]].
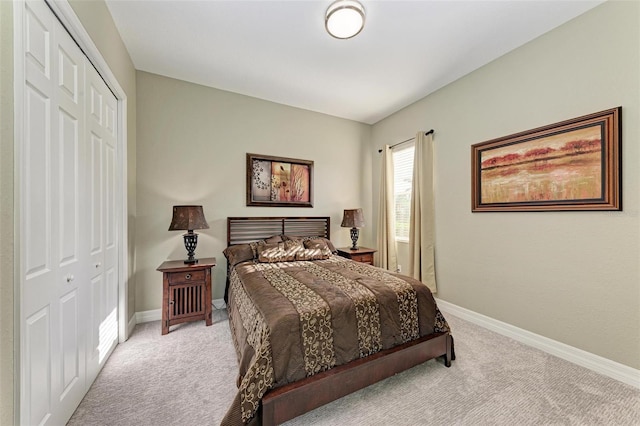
[[68, 309, 640, 425]]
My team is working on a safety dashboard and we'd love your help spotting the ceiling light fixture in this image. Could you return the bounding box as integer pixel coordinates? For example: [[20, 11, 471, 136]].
[[325, 0, 366, 39]]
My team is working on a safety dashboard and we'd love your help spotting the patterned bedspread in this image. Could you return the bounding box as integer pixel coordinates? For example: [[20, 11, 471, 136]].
[[221, 255, 450, 425]]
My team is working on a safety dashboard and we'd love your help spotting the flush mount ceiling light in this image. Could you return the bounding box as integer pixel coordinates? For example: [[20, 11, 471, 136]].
[[325, 0, 366, 39]]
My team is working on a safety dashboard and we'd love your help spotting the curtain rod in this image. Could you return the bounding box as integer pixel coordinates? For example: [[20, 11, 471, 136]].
[[377, 129, 434, 153]]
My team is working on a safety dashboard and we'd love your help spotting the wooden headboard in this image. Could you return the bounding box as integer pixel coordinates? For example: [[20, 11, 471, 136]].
[[227, 216, 331, 246]]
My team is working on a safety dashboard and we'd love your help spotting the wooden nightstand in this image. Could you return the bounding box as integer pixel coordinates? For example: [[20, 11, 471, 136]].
[[156, 257, 216, 335], [337, 247, 377, 265]]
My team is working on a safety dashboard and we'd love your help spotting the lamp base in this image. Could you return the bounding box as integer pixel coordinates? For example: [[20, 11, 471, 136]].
[[350, 227, 359, 250], [183, 231, 199, 264]]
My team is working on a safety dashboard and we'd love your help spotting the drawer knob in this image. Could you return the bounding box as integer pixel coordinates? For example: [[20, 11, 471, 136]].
[[185, 273, 192, 280]]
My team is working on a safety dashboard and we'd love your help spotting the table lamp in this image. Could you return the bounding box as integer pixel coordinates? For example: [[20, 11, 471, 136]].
[[168, 205, 209, 264], [341, 208, 364, 250]]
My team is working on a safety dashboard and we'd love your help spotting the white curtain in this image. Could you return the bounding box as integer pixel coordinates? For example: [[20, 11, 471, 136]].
[[408, 131, 437, 293], [376, 145, 398, 271]]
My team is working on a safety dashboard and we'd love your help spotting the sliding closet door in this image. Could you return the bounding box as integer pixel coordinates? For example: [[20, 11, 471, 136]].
[[21, 1, 88, 424], [86, 63, 119, 383]]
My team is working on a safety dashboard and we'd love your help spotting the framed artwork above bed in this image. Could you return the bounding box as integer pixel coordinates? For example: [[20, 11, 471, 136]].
[[247, 153, 314, 207]]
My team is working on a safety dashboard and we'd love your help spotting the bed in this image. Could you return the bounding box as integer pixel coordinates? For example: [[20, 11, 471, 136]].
[[222, 216, 454, 425]]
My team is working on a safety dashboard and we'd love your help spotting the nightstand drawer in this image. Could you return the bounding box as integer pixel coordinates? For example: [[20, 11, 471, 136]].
[[168, 270, 205, 284], [352, 253, 373, 264], [336, 247, 377, 265]]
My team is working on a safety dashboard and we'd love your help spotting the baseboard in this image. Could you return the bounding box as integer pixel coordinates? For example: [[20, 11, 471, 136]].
[[435, 298, 640, 389], [212, 298, 227, 310], [127, 314, 137, 337], [135, 299, 227, 325], [136, 309, 161, 323]]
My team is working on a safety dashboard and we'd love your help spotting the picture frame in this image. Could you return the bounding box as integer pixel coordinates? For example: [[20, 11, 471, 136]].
[[471, 107, 621, 212], [247, 153, 314, 207]]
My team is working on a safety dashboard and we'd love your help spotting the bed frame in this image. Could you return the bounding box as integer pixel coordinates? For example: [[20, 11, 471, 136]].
[[226, 216, 453, 425]]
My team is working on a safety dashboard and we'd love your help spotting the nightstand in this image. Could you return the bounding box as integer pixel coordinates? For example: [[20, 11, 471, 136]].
[[337, 247, 377, 265], [156, 257, 216, 335]]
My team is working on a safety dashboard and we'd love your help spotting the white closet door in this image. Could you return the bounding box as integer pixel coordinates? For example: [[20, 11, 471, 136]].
[[20, 1, 121, 424], [21, 1, 88, 424], [85, 61, 119, 383]]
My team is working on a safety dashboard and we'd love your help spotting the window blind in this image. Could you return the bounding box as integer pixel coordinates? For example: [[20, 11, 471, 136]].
[[392, 144, 415, 241]]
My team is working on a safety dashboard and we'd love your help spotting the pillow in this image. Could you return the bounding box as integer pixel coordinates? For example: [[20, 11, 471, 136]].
[[264, 235, 284, 244], [284, 239, 305, 257], [284, 235, 337, 254], [223, 244, 254, 267], [323, 238, 338, 253], [249, 235, 285, 258], [257, 239, 329, 263], [296, 238, 332, 260], [257, 241, 300, 263]]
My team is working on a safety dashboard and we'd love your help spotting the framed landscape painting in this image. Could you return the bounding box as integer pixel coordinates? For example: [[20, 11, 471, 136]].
[[471, 107, 621, 212], [247, 153, 313, 207]]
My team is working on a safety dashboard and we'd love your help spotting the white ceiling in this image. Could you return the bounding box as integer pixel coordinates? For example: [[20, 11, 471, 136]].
[[105, 0, 604, 124]]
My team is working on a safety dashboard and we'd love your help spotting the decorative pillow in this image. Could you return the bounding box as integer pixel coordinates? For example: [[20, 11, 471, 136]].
[[249, 242, 259, 259], [318, 237, 337, 254], [249, 235, 285, 259], [295, 249, 329, 261], [256, 239, 322, 263], [284, 235, 337, 254], [223, 244, 254, 267], [264, 235, 284, 244], [257, 241, 303, 263], [296, 239, 332, 260], [284, 239, 305, 258], [256, 242, 285, 263]]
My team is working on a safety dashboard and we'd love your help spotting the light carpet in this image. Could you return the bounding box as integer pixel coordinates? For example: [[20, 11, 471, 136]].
[[68, 310, 639, 425]]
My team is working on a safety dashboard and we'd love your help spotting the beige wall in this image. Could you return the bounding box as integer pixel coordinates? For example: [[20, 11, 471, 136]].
[[0, 1, 15, 424], [371, 0, 639, 369], [68, 0, 138, 321], [135, 71, 371, 310], [0, 1, 136, 424]]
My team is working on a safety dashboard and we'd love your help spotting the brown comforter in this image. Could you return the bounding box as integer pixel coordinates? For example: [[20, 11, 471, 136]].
[[221, 255, 451, 425]]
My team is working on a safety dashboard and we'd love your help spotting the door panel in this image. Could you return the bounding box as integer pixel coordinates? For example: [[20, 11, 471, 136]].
[[90, 133, 103, 256], [88, 274, 102, 374], [86, 62, 119, 381], [60, 289, 79, 395], [25, 306, 51, 426], [25, 2, 50, 79], [106, 144, 115, 249], [58, 108, 79, 266], [24, 83, 51, 280]]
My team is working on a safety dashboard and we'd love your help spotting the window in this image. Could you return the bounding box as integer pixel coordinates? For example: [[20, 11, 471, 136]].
[[392, 144, 414, 241]]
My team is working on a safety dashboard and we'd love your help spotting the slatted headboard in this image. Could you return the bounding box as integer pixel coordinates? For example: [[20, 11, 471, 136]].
[[227, 216, 331, 246], [224, 217, 331, 302]]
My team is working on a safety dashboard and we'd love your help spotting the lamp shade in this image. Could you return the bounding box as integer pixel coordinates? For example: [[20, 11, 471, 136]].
[[325, 0, 366, 39], [168, 205, 209, 231], [341, 208, 365, 228]]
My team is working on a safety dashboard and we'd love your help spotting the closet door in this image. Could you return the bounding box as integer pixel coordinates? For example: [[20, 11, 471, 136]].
[[20, 1, 121, 424], [85, 61, 119, 383], [21, 1, 88, 424]]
